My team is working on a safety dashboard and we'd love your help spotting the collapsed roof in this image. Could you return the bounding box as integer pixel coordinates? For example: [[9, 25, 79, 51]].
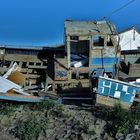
[[64, 20, 116, 35]]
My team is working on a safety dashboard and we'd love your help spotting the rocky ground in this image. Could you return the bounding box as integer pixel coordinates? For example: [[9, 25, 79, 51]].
[[0, 100, 140, 140]]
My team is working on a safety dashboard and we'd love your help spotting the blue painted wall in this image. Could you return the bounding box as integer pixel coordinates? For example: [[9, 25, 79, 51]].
[[91, 57, 119, 65], [90, 57, 120, 75]]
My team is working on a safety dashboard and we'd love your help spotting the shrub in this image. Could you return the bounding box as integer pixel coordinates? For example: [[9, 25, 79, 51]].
[[11, 117, 48, 140], [106, 103, 140, 136], [82, 121, 89, 133], [55, 104, 63, 117], [0, 102, 16, 116], [30, 100, 55, 111]]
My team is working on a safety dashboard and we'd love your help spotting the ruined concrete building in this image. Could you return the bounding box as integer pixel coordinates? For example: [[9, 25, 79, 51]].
[[0, 20, 120, 95]]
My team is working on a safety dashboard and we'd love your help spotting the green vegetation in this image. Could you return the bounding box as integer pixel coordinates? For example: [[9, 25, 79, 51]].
[[82, 121, 89, 133], [1, 100, 140, 139], [36, 100, 55, 111], [55, 104, 65, 117], [8, 99, 68, 139], [33, 100, 67, 118], [105, 103, 140, 137], [0, 102, 18, 116], [12, 117, 48, 140], [23, 100, 55, 112]]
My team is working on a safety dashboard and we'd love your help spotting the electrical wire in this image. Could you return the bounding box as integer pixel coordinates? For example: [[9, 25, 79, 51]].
[[106, 0, 135, 18]]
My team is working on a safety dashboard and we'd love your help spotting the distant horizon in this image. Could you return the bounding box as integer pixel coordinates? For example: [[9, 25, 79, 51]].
[[0, 0, 139, 46]]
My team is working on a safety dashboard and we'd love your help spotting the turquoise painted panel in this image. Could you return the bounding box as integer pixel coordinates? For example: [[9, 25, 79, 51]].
[[97, 78, 137, 105], [109, 82, 116, 97], [98, 79, 109, 96]]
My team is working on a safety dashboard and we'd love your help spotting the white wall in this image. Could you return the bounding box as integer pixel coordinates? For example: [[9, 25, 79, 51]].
[[119, 28, 140, 51]]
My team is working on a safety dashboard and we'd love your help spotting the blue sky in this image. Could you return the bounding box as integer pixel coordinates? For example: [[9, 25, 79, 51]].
[[0, 0, 139, 46]]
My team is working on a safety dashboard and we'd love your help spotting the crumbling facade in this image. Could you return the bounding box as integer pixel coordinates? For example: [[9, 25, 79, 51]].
[[51, 20, 120, 94], [0, 20, 120, 96]]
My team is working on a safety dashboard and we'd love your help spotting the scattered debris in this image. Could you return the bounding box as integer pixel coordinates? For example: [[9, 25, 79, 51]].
[[3, 62, 21, 79], [0, 63, 44, 102]]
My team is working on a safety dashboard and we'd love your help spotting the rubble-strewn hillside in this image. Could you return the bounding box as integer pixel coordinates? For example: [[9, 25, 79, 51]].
[[0, 100, 140, 140]]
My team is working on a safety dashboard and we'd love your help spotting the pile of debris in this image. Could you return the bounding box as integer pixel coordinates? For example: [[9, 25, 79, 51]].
[[0, 62, 44, 102]]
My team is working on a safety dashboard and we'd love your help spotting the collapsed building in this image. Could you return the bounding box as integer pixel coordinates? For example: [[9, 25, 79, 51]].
[[0, 19, 139, 107], [0, 20, 120, 97]]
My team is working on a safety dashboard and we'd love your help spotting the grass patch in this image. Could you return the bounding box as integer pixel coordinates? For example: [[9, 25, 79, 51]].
[[0, 101, 20, 116], [29, 100, 55, 111], [105, 103, 140, 136], [11, 117, 48, 140]]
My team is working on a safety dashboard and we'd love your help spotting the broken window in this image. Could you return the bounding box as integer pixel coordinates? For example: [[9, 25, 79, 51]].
[[79, 73, 89, 79], [4, 61, 11, 67], [70, 36, 79, 40], [29, 62, 34, 65], [93, 35, 104, 46], [78, 40, 89, 53], [70, 40, 89, 54], [36, 62, 41, 66], [43, 62, 47, 66], [15, 61, 19, 65], [107, 37, 113, 46], [72, 73, 77, 79], [22, 62, 27, 68], [70, 40, 89, 68]]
